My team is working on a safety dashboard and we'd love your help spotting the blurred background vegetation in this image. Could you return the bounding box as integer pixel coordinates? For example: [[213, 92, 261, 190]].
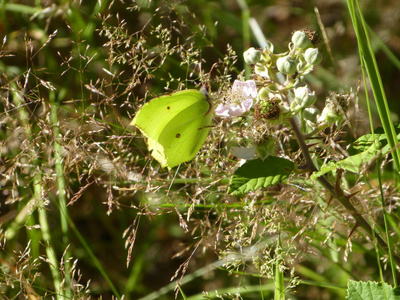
[[0, 0, 400, 299]]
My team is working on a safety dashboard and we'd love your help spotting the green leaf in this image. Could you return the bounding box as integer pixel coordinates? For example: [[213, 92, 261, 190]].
[[311, 140, 381, 179], [349, 123, 400, 155], [347, 0, 400, 172], [312, 123, 400, 179], [228, 157, 294, 195], [347, 280, 400, 300]]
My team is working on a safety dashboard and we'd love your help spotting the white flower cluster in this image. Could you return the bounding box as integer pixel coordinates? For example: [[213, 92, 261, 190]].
[[217, 29, 345, 161]]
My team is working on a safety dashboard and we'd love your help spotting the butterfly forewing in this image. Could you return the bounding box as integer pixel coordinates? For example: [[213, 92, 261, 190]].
[[131, 89, 213, 169], [159, 99, 212, 168], [132, 90, 205, 141]]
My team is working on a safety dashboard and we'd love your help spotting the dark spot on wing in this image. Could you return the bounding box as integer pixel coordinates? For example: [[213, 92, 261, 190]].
[[167, 106, 171, 110], [176, 133, 181, 138]]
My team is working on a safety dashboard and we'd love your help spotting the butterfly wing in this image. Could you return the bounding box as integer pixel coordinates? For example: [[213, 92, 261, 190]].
[[131, 90, 213, 168], [157, 95, 213, 168]]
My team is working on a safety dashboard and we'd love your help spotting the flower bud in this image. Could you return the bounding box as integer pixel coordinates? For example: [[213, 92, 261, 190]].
[[318, 104, 341, 126], [304, 48, 322, 65], [243, 47, 262, 64], [294, 86, 316, 108], [276, 56, 296, 75], [291, 30, 312, 49], [303, 107, 319, 123]]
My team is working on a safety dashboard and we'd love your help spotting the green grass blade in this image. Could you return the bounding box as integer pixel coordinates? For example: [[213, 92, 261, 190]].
[[347, 0, 399, 284], [49, 90, 72, 299], [274, 229, 285, 300], [236, 0, 251, 78], [11, 81, 63, 299], [368, 26, 400, 70], [347, 0, 400, 174]]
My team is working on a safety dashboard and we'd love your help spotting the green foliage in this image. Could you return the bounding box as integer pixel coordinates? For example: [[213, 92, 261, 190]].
[[1, 0, 400, 299], [347, 0, 400, 172], [349, 123, 400, 155], [347, 281, 400, 300], [308, 122, 400, 179], [228, 157, 295, 195], [311, 140, 381, 179]]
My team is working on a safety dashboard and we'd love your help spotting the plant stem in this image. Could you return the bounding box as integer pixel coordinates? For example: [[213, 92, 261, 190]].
[[36, 173, 64, 298], [274, 226, 285, 300], [289, 117, 400, 266], [11, 80, 64, 299], [377, 161, 397, 286], [50, 90, 72, 298], [236, 0, 251, 78]]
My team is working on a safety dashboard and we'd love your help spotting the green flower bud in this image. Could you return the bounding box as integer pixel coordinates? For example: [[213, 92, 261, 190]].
[[276, 56, 296, 75], [304, 48, 322, 65], [318, 104, 341, 126], [303, 107, 319, 123], [294, 86, 316, 107], [244, 47, 262, 64], [291, 30, 312, 49]]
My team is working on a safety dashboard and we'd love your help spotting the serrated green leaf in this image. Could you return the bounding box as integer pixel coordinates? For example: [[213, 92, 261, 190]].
[[347, 280, 400, 300], [228, 157, 294, 195], [349, 123, 400, 154], [310, 160, 338, 180], [311, 141, 380, 179], [314, 123, 400, 179]]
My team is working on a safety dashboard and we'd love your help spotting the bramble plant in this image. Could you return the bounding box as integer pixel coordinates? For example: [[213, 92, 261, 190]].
[[133, 25, 400, 298], [1, 1, 400, 299]]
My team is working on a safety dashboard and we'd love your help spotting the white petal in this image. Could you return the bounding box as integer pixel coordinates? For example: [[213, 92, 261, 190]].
[[241, 98, 254, 112], [232, 80, 257, 99], [216, 103, 244, 117], [243, 80, 257, 98], [215, 104, 232, 117]]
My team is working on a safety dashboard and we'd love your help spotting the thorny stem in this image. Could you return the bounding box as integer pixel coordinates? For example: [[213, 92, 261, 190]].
[[289, 116, 400, 265]]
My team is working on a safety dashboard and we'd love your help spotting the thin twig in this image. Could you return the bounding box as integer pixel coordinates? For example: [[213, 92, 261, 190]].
[[289, 116, 400, 265]]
